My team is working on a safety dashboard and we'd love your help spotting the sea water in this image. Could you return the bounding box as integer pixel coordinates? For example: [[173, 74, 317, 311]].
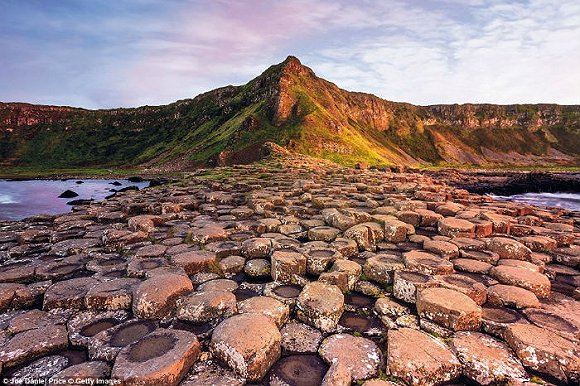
[[0, 179, 149, 221], [490, 192, 580, 212]]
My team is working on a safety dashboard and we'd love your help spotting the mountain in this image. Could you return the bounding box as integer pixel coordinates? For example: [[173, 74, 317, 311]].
[[2, 56, 580, 169]]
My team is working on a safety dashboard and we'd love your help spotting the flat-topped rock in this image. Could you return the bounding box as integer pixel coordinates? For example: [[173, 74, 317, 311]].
[[210, 313, 281, 382], [319, 333, 382, 381], [0, 324, 69, 367], [237, 296, 289, 328], [437, 217, 475, 238], [504, 323, 580, 383], [177, 290, 237, 323], [280, 320, 323, 354], [487, 237, 532, 261], [171, 250, 217, 275], [363, 254, 404, 284], [112, 328, 201, 386], [417, 287, 481, 331], [487, 284, 540, 309], [387, 327, 461, 386], [449, 331, 527, 385], [296, 281, 344, 333], [423, 239, 459, 259], [85, 278, 141, 310], [43, 277, 99, 310], [403, 250, 454, 275], [271, 249, 307, 283], [132, 273, 192, 319], [489, 265, 551, 298]]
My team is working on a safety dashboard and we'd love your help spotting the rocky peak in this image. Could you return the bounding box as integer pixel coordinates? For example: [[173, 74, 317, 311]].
[[279, 55, 313, 78]]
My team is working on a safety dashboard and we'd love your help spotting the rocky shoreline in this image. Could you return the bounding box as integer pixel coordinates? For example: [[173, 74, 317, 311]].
[[1, 152, 579, 385], [428, 169, 580, 196]]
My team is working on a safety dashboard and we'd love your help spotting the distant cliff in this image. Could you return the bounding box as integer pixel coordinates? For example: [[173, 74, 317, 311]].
[[1, 56, 580, 168]]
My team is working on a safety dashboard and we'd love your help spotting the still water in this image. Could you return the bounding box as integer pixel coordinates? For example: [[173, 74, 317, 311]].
[[0, 179, 149, 221], [491, 192, 580, 212]]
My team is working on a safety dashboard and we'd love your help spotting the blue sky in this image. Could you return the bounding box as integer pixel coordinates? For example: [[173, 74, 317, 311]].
[[1, 0, 579, 108]]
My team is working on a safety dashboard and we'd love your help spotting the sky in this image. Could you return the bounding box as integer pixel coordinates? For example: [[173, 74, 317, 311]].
[[1, 0, 579, 109]]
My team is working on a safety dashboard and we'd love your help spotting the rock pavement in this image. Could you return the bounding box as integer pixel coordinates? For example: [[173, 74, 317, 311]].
[[1, 150, 580, 385]]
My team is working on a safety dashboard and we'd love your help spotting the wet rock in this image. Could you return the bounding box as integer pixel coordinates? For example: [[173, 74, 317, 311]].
[[88, 319, 158, 361], [59, 189, 79, 198], [481, 306, 527, 339], [487, 284, 540, 309], [522, 307, 580, 342], [171, 250, 217, 275], [271, 250, 307, 283], [417, 287, 482, 331], [237, 296, 289, 327], [132, 273, 192, 319], [449, 331, 527, 385], [387, 327, 461, 385], [296, 282, 344, 333], [504, 323, 580, 383], [177, 290, 237, 323], [0, 324, 69, 367], [43, 277, 99, 310], [112, 328, 201, 386], [210, 313, 281, 382], [67, 310, 129, 346], [489, 265, 551, 298], [319, 333, 382, 381], [269, 354, 329, 386], [280, 320, 323, 354]]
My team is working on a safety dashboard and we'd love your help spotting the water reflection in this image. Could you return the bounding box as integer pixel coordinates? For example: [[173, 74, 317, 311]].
[[0, 179, 149, 220]]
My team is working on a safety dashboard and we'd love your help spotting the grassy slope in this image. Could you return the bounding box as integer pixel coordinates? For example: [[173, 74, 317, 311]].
[[2, 58, 580, 170]]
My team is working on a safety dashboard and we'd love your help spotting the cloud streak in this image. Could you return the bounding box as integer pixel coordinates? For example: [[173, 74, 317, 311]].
[[0, 0, 578, 108]]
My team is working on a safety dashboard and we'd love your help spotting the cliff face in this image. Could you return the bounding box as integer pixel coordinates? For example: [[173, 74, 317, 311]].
[[1, 56, 580, 168]]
